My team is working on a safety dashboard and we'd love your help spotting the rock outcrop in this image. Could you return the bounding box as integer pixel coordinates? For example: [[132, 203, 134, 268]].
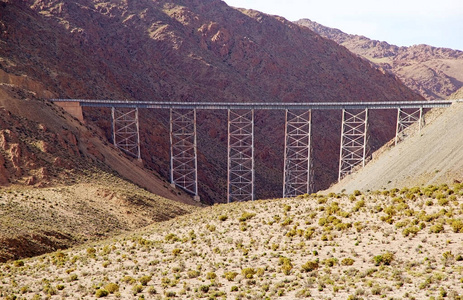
[[296, 19, 463, 100], [1, 0, 421, 202]]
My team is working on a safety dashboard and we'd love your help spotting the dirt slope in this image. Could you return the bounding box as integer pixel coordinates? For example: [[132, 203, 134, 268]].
[[326, 102, 463, 194], [0, 83, 197, 262], [296, 19, 463, 100], [0, 0, 422, 201], [2, 186, 463, 299]]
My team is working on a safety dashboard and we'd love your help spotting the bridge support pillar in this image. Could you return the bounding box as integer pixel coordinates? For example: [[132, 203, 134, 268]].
[[111, 107, 141, 160], [283, 110, 313, 198], [227, 109, 254, 203], [169, 109, 199, 199], [338, 109, 369, 181], [395, 107, 423, 145]]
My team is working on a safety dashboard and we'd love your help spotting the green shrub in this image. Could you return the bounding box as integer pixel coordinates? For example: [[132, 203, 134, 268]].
[[402, 226, 420, 237], [139, 275, 152, 286], [231, 286, 239, 292], [13, 260, 24, 267], [104, 283, 119, 294], [218, 215, 228, 221], [225, 271, 238, 281], [451, 219, 463, 233], [95, 289, 109, 298], [301, 260, 319, 272], [241, 268, 256, 279], [206, 272, 217, 280], [239, 212, 256, 222], [373, 252, 394, 266], [132, 284, 144, 295], [430, 223, 444, 233], [341, 258, 355, 266]]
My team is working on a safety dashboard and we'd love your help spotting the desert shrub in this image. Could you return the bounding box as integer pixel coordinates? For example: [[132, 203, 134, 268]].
[[241, 268, 257, 279], [373, 252, 394, 266], [353, 200, 365, 212], [451, 219, 463, 233], [206, 224, 216, 232], [139, 275, 152, 286], [199, 285, 209, 293], [172, 248, 182, 256], [304, 227, 316, 239], [121, 276, 136, 284], [187, 270, 200, 278], [165, 233, 179, 242], [206, 272, 217, 280], [132, 284, 143, 295], [341, 258, 355, 266], [324, 258, 338, 267], [430, 223, 444, 233], [279, 257, 293, 275], [284, 205, 291, 211], [104, 283, 119, 294], [230, 286, 239, 292], [301, 260, 319, 272], [218, 215, 228, 221], [13, 260, 24, 267], [239, 212, 256, 222], [402, 226, 420, 237], [95, 289, 109, 298], [224, 271, 238, 281]]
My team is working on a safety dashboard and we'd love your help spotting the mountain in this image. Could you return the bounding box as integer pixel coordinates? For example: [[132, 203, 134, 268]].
[[0, 0, 423, 202], [296, 19, 463, 100]]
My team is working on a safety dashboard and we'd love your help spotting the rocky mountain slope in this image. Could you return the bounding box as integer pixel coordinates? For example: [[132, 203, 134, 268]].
[[0, 0, 422, 202], [2, 185, 463, 299], [296, 19, 463, 100], [0, 82, 196, 262], [327, 100, 463, 194]]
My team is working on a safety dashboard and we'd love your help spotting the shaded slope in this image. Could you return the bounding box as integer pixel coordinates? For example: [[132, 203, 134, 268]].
[[296, 19, 463, 100], [327, 102, 463, 194], [1, 0, 421, 201]]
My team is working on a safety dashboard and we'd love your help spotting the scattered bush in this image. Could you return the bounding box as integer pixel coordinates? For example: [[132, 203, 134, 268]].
[[95, 289, 109, 298], [341, 258, 355, 266], [301, 260, 319, 272], [373, 252, 394, 266]]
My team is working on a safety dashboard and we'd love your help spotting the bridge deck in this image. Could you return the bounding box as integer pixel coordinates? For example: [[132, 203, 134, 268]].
[[51, 99, 459, 110]]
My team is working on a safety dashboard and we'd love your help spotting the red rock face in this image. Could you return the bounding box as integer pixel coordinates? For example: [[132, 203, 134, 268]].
[[296, 19, 463, 100], [0, 0, 421, 202]]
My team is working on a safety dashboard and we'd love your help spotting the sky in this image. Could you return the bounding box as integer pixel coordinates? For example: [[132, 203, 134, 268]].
[[224, 0, 463, 51]]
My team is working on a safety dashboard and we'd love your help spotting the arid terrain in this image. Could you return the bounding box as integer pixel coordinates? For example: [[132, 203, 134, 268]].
[[296, 19, 463, 100], [2, 185, 463, 299], [0, 0, 421, 202], [1, 1, 463, 299]]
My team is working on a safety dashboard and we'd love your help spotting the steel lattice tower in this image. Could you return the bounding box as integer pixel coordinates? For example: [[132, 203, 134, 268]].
[[338, 109, 369, 181], [169, 109, 199, 197], [283, 110, 313, 198], [227, 109, 254, 203], [111, 107, 141, 159], [395, 107, 423, 145]]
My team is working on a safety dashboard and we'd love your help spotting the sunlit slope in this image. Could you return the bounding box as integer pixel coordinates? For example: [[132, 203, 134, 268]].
[[327, 102, 463, 194]]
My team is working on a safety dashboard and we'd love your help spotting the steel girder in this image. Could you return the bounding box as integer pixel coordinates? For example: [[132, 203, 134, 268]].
[[395, 107, 423, 145], [283, 110, 313, 198], [169, 109, 199, 196], [227, 109, 254, 203], [111, 107, 141, 159], [338, 109, 369, 181]]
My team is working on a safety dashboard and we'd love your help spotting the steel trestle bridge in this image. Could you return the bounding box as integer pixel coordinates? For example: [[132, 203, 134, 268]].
[[51, 98, 457, 202]]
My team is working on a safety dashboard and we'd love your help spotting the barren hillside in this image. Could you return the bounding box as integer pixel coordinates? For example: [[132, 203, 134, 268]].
[[327, 101, 463, 194], [2, 185, 463, 299], [296, 19, 463, 100], [0, 83, 197, 262], [0, 0, 422, 202]]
